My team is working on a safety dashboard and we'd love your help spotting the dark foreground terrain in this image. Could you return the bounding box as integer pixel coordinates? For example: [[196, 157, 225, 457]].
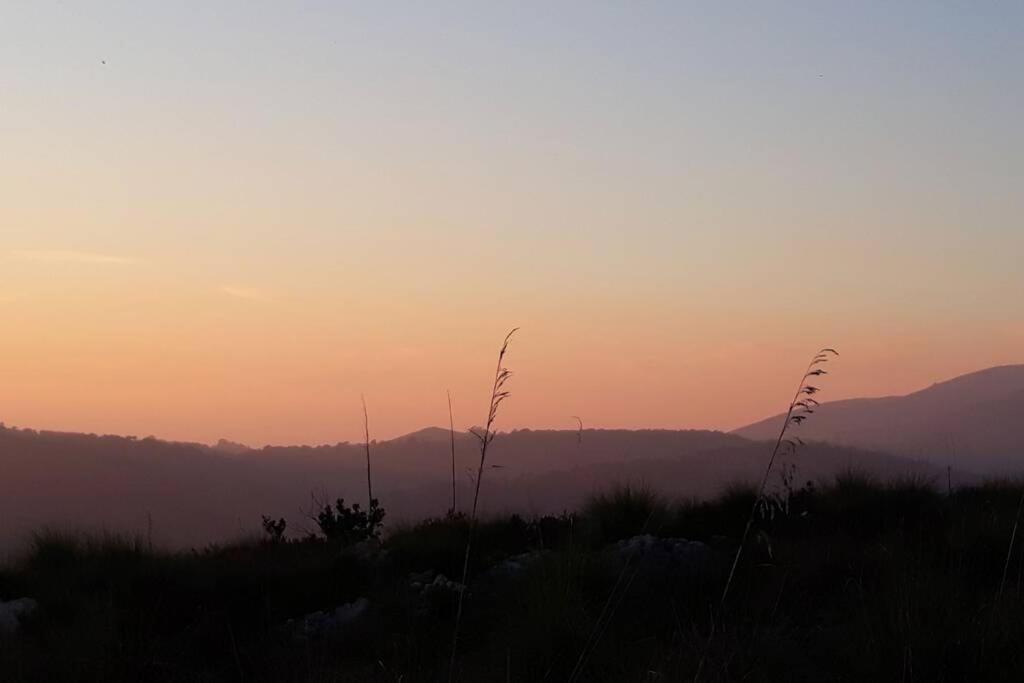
[[3, 474, 1024, 682]]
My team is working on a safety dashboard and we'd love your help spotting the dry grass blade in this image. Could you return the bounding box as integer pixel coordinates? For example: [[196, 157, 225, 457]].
[[362, 394, 373, 505], [998, 488, 1024, 601], [694, 348, 839, 682], [448, 390, 457, 516], [448, 327, 518, 682], [719, 348, 838, 607]]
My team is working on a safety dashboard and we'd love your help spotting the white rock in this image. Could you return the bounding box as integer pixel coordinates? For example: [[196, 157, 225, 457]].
[[333, 597, 369, 625], [611, 535, 711, 573], [488, 551, 544, 579], [290, 598, 371, 639], [0, 598, 38, 635], [423, 574, 464, 593]]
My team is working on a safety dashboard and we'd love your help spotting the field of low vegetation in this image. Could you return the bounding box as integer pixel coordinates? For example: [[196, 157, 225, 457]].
[[3, 473, 1024, 682]]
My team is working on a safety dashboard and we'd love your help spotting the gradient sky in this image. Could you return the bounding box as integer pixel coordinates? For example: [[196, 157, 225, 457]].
[[2, 2, 1022, 445]]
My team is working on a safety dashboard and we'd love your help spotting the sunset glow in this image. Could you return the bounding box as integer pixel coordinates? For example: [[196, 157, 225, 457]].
[[2, 3, 1021, 445]]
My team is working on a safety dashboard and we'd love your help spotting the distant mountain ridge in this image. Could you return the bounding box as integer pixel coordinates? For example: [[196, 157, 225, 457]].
[[3, 364, 1016, 552], [734, 365, 1024, 472], [0, 423, 945, 554]]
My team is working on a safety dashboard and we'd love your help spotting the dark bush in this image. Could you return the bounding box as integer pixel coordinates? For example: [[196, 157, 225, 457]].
[[315, 497, 385, 545]]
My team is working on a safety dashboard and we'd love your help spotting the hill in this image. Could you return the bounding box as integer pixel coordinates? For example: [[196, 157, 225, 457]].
[[734, 365, 1024, 472], [0, 425, 947, 553]]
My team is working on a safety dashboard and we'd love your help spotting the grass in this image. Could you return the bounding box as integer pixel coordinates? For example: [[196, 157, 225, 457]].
[[5, 477, 1024, 681], [450, 328, 518, 680], [362, 394, 374, 506], [448, 389, 457, 516], [686, 349, 839, 681], [719, 348, 838, 609]]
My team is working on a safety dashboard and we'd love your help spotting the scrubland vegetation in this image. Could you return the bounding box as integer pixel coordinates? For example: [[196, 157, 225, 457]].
[[4, 474, 1024, 682]]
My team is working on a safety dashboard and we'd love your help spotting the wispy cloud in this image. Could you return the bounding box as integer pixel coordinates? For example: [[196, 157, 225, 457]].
[[10, 249, 138, 265], [220, 285, 272, 302]]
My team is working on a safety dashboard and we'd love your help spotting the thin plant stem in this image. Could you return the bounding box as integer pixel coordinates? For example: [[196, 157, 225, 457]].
[[694, 348, 837, 682], [362, 394, 373, 505], [719, 380, 801, 608], [448, 328, 518, 682], [997, 488, 1024, 601], [448, 390, 457, 515], [719, 349, 837, 609]]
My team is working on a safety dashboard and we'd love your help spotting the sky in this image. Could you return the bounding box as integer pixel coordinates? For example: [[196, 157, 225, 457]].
[[1, 2, 1022, 446]]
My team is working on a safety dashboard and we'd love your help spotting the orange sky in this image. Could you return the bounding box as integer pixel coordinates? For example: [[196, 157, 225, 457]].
[[1, 264, 1020, 446], [1, 4, 1021, 445]]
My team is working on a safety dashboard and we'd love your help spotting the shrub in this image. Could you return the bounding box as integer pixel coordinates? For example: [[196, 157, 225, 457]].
[[581, 484, 668, 544], [260, 515, 287, 543], [316, 498, 385, 545]]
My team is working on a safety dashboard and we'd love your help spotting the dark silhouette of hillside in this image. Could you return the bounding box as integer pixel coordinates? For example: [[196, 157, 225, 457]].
[[6, 476, 1023, 681], [0, 423, 951, 553], [734, 365, 1024, 472]]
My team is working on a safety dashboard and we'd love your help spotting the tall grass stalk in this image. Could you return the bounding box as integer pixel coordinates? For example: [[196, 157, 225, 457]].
[[718, 348, 837, 608], [448, 389, 457, 515], [694, 348, 837, 682], [362, 394, 373, 505], [997, 488, 1024, 601], [448, 327, 518, 682]]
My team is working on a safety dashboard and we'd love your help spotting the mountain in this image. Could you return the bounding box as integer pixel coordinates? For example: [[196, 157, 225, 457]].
[[734, 365, 1024, 472], [0, 424, 945, 555]]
